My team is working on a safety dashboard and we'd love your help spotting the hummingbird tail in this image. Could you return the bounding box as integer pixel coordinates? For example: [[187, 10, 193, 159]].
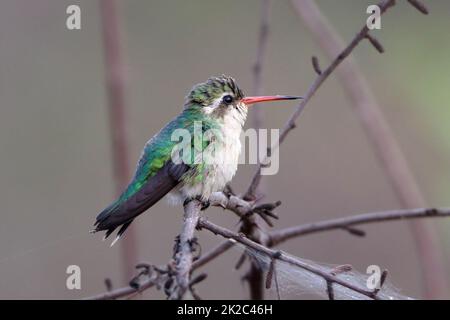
[[92, 162, 190, 244], [109, 221, 133, 247]]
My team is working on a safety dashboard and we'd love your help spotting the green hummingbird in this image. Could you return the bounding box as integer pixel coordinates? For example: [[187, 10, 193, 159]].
[[93, 75, 301, 245]]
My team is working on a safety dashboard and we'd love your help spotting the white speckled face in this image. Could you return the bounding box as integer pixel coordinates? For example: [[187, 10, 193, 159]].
[[202, 93, 248, 128]]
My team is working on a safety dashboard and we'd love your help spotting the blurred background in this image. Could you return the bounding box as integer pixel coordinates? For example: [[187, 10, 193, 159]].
[[0, 0, 449, 299]]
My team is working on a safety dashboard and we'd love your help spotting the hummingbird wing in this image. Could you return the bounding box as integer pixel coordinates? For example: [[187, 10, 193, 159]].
[[93, 109, 211, 242]]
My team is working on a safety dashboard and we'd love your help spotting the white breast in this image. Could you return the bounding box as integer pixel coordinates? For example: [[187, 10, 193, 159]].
[[174, 106, 247, 202]]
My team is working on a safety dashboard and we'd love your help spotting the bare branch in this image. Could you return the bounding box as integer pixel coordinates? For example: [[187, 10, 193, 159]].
[[169, 199, 202, 300], [245, 0, 397, 199], [291, 0, 446, 298], [84, 278, 156, 300], [365, 34, 385, 53], [209, 192, 280, 229], [269, 208, 450, 246], [407, 0, 429, 14], [198, 218, 384, 300]]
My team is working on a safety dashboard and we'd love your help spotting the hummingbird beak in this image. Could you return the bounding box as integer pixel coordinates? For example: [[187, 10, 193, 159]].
[[241, 95, 302, 106]]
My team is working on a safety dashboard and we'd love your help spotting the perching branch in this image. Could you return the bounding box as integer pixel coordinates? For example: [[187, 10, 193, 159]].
[[209, 192, 281, 230], [291, 0, 445, 299], [169, 199, 202, 300]]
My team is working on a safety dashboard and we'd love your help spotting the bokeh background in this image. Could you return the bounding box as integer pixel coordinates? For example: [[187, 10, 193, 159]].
[[0, 0, 449, 299]]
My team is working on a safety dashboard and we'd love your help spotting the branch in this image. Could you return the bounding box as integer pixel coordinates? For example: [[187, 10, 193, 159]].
[[245, 0, 397, 199], [88, 205, 449, 300], [84, 277, 156, 300], [192, 240, 235, 270], [169, 199, 202, 300], [209, 192, 280, 230], [291, 0, 446, 299], [269, 207, 450, 246], [198, 218, 386, 300]]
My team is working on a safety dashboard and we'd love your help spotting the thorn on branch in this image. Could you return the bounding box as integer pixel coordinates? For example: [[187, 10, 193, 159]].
[[265, 258, 275, 289], [407, 0, 429, 14], [235, 252, 247, 270], [104, 278, 113, 292], [173, 235, 181, 257], [190, 287, 202, 300], [189, 273, 208, 287], [312, 56, 322, 75], [129, 263, 154, 289], [330, 264, 353, 276], [164, 277, 175, 296], [265, 256, 281, 299], [365, 34, 385, 53], [425, 208, 439, 216], [326, 281, 334, 300], [223, 184, 235, 197], [341, 226, 366, 237], [372, 269, 389, 296], [250, 200, 282, 227], [188, 237, 202, 261]]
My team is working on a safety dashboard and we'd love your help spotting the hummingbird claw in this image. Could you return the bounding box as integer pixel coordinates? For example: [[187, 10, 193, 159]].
[[200, 200, 210, 211]]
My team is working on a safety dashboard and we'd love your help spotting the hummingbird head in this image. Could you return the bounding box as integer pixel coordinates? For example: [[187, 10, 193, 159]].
[[185, 75, 302, 126]]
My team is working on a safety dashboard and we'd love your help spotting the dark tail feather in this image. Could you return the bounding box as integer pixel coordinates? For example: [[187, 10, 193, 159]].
[[109, 220, 133, 247], [92, 161, 190, 243]]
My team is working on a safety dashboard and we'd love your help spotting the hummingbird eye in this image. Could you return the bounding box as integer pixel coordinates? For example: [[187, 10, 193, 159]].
[[222, 95, 234, 104]]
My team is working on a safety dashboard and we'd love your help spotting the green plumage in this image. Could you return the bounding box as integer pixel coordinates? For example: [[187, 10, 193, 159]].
[[118, 107, 214, 205]]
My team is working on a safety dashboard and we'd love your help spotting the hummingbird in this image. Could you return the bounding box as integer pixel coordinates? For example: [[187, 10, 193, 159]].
[[93, 75, 301, 245]]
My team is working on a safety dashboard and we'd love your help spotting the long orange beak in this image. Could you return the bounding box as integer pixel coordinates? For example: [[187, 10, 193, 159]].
[[241, 95, 302, 106]]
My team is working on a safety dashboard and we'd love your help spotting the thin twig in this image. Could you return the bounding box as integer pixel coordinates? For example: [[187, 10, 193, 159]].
[[407, 0, 429, 14], [365, 34, 385, 53], [192, 240, 235, 270], [245, 0, 397, 200], [269, 207, 450, 246], [84, 278, 155, 300], [292, 0, 446, 299], [311, 56, 322, 75]]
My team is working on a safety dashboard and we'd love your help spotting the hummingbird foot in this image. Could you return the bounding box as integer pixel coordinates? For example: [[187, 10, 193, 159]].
[[199, 200, 210, 211], [183, 196, 210, 211]]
